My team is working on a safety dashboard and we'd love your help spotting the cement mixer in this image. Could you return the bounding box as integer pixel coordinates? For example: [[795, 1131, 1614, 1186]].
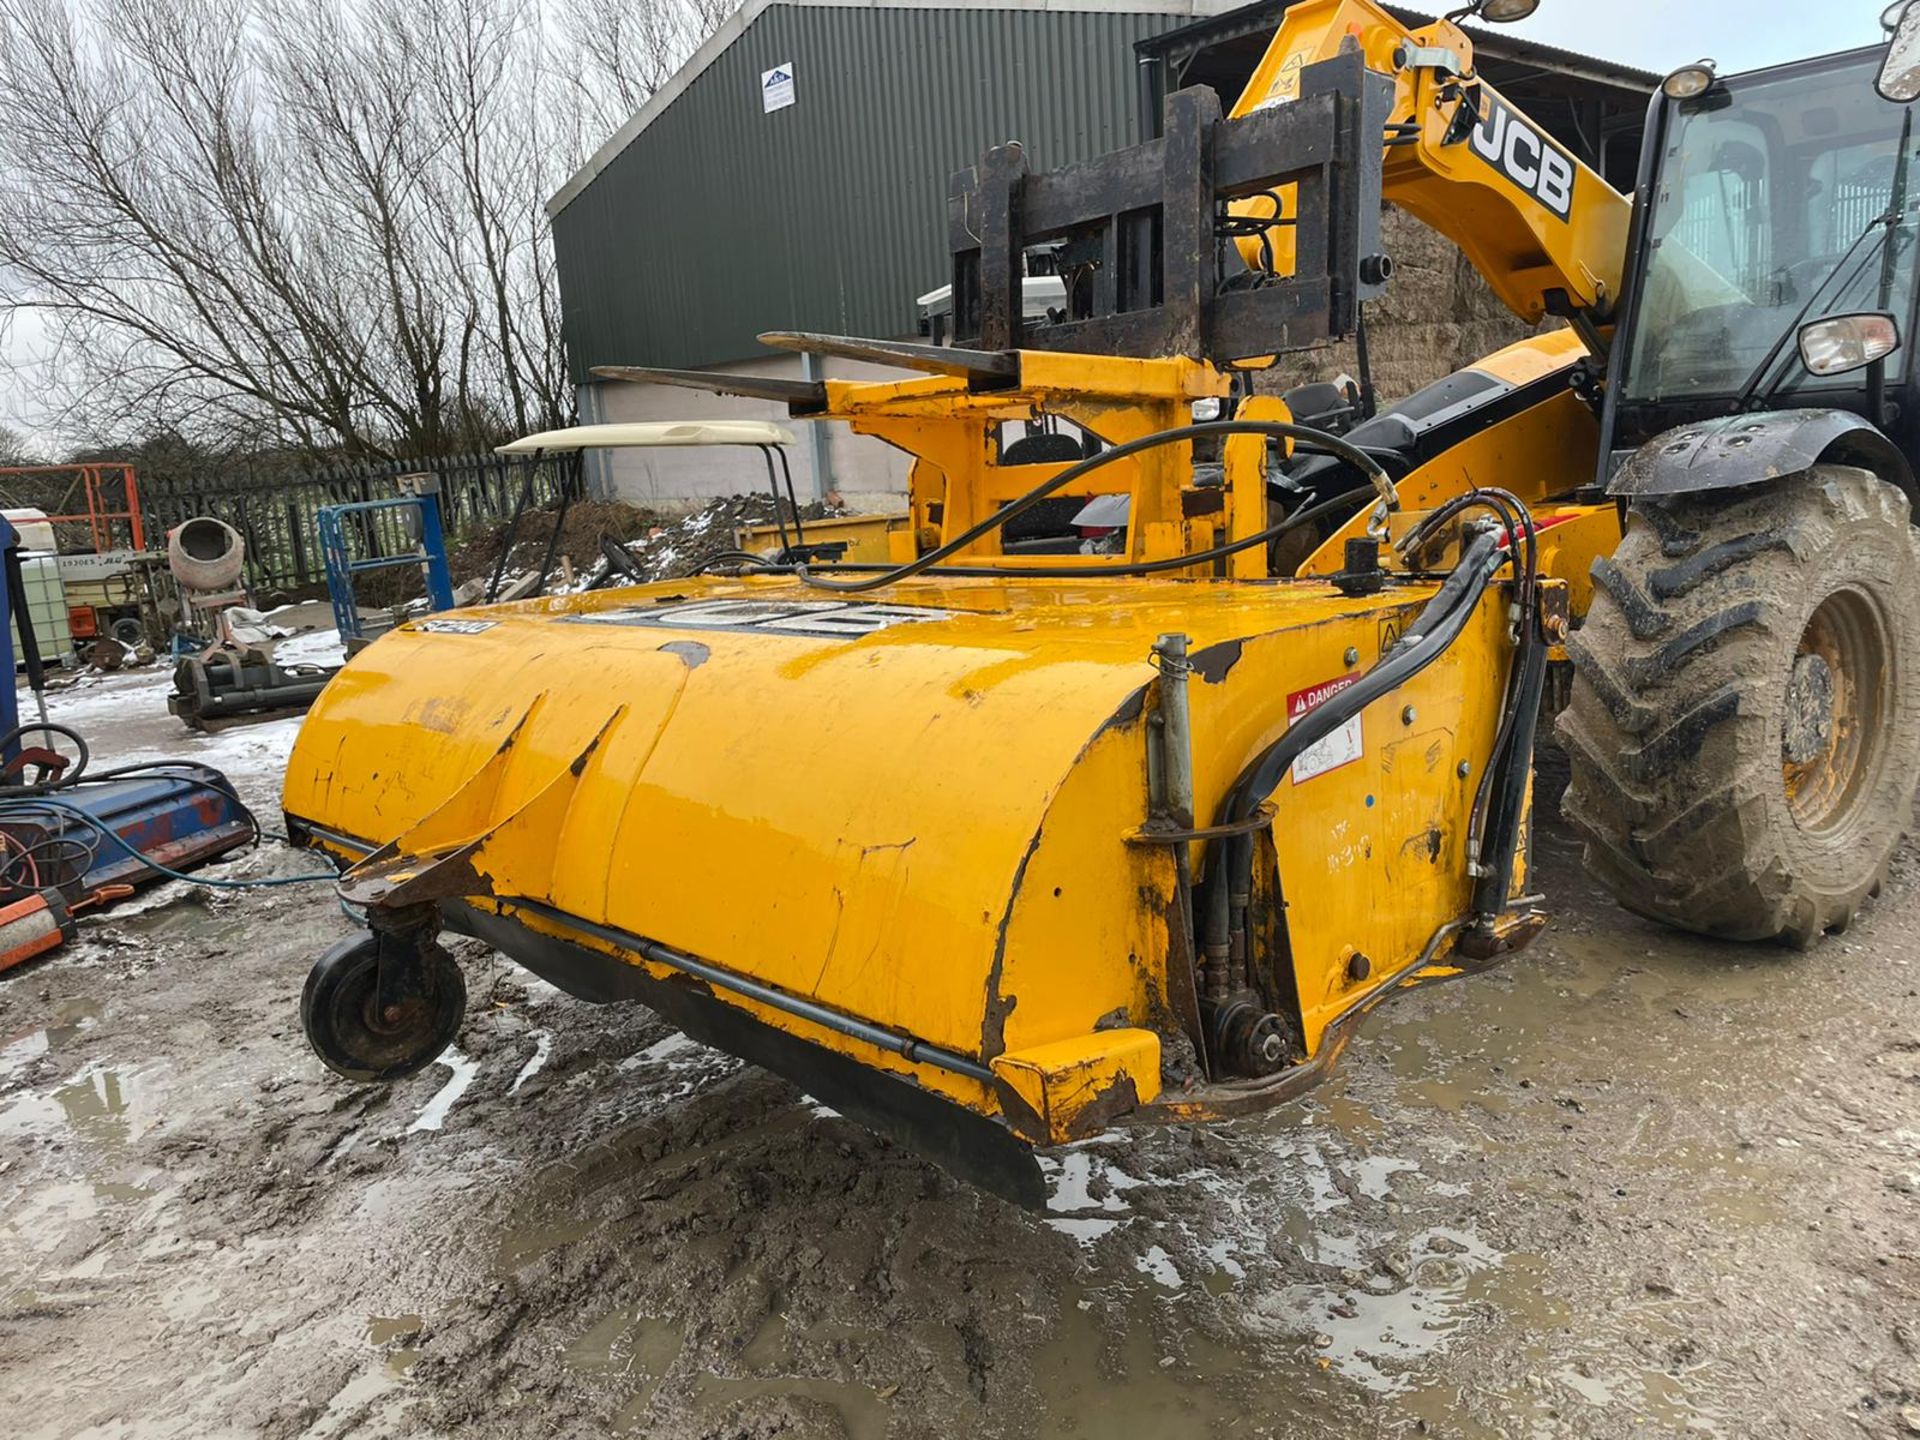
[[167, 516, 247, 597], [165, 515, 341, 731]]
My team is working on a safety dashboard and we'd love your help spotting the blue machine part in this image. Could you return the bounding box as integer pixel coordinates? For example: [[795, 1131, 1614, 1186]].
[[0, 766, 254, 899], [0, 516, 257, 909], [318, 475, 455, 643]]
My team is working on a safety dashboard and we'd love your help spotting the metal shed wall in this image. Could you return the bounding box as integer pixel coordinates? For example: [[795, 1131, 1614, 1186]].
[[551, 2, 1195, 380]]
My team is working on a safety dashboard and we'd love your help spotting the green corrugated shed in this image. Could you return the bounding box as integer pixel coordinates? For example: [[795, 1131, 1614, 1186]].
[[549, 0, 1225, 381]]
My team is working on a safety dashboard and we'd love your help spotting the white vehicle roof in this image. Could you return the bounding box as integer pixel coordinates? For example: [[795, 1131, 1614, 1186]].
[[495, 421, 794, 453]]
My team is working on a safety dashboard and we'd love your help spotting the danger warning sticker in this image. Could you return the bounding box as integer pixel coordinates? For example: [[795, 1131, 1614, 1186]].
[[1287, 674, 1363, 784]]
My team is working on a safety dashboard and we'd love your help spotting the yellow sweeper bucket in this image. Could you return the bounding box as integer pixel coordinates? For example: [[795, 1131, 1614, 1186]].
[[285, 356, 1549, 1205], [285, 570, 1535, 1204]]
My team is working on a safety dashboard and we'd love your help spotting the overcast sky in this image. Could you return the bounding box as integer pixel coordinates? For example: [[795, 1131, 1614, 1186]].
[[1506, 0, 1887, 76], [0, 0, 1898, 454]]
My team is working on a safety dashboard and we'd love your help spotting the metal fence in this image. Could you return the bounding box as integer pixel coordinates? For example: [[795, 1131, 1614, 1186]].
[[140, 450, 584, 597]]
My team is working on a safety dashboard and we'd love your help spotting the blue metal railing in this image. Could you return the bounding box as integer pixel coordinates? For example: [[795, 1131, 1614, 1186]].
[[317, 476, 455, 642]]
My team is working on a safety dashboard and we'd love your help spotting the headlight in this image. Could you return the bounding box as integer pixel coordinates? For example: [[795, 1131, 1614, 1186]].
[[1192, 397, 1223, 422], [1478, 0, 1540, 21], [1662, 61, 1716, 100], [1797, 313, 1900, 377]]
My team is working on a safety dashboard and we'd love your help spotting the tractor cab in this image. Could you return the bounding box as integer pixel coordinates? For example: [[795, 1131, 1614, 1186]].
[[1606, 27, 1920, 464]]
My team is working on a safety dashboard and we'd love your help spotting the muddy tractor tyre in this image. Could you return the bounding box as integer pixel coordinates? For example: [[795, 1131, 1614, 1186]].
[[1557, 466, 1920, 946], [301, 932, 466, 1082]]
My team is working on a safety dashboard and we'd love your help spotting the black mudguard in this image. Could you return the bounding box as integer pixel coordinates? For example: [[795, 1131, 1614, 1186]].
[[1608, 409, 1915, 502]]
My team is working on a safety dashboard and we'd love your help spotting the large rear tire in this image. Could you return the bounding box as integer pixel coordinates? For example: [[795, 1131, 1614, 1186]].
[[1557, 466, 1920, 946]]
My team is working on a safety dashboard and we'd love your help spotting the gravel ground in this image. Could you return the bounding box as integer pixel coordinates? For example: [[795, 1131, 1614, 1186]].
[[2, 664, 1918, 1439]]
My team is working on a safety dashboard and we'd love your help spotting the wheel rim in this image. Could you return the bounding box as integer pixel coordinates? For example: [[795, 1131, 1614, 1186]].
[[1782, 587, 1891, 835], [328, 962, 436, 1072], [313, 942, 456, 1075]]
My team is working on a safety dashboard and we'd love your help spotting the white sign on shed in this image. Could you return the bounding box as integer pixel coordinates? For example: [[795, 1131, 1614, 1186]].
[[761, 62, 796, 113]]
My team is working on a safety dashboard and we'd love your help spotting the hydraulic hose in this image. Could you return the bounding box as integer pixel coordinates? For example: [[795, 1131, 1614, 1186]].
[[1469, 632, 1547, 919], [1203, 529, 1510, 966], [1225, 530, 1507, 817], [738, 488, 1366, 584], [790, 419, 1398, 593]]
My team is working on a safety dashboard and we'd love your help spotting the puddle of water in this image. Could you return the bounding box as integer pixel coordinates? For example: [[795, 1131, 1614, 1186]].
[[112, 901, 253, 944], [739, 1312, 789, 1370], [1554, 1364, 1614, 1405], [409, 1049, 479, 1133], [1043, 1149, 1144, 1214], [1032, 1283, 1260, 1439], [620, 1032, 703, 1071], [366, 1314, 423, 1346], [1252, 1231, 1566, 1395], [1042, 1146, 1150, 1245], [1616, 1140, 1784, 1228], [1, 1181, 108, 1256], [495, 1215, 600, 1272], [569, 1305, 881, 1438], [0, 1058, 168, 1148], [559, 1311, 685, 1431], [1133, 1244, 1183, 1291], [0, 1026, 49, 1084], [303, 1364, 396, 1439], [1, 999, 100, 1085], [93, 1179, 156, 1205], [1049, 1217, 1120, 1246], [366, 1315, 425, 1379], [684, 1372, 889, 1440], [1200, 1265, 1239, 1297]]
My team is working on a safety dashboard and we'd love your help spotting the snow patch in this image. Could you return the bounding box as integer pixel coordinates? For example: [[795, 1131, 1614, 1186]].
[[1133, 1244, 1183, 1290], [508, 1031, 553, 1095], [408, 1049, 479, 1133]]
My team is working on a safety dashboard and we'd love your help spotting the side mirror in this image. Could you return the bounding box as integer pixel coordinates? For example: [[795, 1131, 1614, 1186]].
[[1880, 0, 1920, 102], [1798, 312, 1901, 376]]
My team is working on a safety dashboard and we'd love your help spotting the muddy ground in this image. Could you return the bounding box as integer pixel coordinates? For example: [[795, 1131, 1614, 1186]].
[[3, 665, 1919, 1439]]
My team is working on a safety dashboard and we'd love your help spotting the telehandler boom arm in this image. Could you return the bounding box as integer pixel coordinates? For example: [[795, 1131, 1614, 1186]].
[[1231, 0, 1631, 323]]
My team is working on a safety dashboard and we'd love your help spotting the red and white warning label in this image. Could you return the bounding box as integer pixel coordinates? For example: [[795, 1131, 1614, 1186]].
[[1286, 674, 1364, 784]]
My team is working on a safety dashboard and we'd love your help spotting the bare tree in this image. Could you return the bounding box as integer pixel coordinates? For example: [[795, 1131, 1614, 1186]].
[[0, 0, 729, 462], [0, 422, 43, 468], [560, 0, 737, 142]]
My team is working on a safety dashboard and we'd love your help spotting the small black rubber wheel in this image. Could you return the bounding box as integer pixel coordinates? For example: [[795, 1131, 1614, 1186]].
[[300, 933, 466, 1082], [1558, 466, 1920, 946]]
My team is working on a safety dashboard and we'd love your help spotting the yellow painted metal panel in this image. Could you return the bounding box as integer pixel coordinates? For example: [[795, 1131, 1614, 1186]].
[[732, 511, 910, 562]]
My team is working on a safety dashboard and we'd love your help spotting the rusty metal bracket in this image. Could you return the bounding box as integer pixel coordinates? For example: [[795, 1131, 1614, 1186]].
[[1125, 803, 1276, 845]]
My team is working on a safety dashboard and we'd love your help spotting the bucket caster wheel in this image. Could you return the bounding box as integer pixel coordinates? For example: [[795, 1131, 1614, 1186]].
[[301, 928, 466, 1082]]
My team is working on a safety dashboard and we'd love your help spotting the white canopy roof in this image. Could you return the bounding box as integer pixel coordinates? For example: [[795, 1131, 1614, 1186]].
[[495, 421, 794, 454]]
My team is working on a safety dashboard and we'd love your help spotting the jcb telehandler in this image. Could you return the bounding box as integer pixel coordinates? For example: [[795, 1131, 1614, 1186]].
[[285, 0, 1920, 1203]]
